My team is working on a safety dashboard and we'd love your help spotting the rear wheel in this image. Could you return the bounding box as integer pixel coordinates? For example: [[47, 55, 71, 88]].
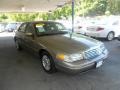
[[41, 52, 56, 73], [107, 32, 114, 41]]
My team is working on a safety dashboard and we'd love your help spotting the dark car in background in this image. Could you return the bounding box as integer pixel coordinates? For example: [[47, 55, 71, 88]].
[[5, 22, 22, 32], [14, 21, 108, 74]]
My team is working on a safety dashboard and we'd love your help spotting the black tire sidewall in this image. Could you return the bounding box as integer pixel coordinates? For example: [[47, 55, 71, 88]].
[[15, 40, 22, 50], [41, 52, 56, 73]]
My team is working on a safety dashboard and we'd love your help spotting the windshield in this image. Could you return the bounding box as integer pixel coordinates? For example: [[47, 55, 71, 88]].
[[95, 17, 119, 25], [34, 22, 68, 35], [96, 19, 111, 25]]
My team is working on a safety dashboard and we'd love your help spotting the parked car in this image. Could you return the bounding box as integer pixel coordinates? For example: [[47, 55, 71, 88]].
[[56, 20, 72, 30], [0, 24, 5, 33], [73, 17, 99, 34], [0, 22, 7, 32], [84, 17, 120, 41], [74, 19, 95, 34], [5, 22, 22, 32], [14, 21, 108, 74]]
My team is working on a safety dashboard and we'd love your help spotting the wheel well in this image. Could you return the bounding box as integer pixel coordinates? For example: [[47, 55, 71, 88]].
[[109, 31, 115, 35], [107, 31, 115, 38], [39, 49, 49, 58]]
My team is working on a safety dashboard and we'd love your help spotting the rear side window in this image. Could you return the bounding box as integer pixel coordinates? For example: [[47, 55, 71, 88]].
[[35, 23, 45, 33], [18, 23, 27, 32], [25, 24, 34, 33]]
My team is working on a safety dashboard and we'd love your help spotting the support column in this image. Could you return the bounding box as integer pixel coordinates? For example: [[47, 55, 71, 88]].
[[70, 0, 75, 38], [72, 0, 74, 33]]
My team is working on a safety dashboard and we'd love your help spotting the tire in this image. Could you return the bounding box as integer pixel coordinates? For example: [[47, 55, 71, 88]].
[[117, 35, 120, 41], [107, 32, 114, 41], [41, 52, 56, 73], [15, 40, 22, 51]]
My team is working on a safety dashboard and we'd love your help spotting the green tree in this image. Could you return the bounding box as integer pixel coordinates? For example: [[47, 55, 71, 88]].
[[10, 13, 39, 22], [107, 0, 120, 14], [0, 0, 120, 22], [75, 0, 108, 16], [0, 14, 8, 21]]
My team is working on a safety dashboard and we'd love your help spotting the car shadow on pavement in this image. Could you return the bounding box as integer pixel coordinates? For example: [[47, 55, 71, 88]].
[[92, 37, 117, 42]]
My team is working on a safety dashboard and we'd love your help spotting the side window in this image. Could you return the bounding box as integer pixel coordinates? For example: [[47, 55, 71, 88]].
[[18, 23, 27, 32], [25, 24, 34, 33], [35, 23, 45, 33], [55, 23, 65, 30]]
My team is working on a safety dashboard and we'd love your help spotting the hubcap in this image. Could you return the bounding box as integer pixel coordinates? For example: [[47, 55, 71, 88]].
[[108, 33, 114, 40], [42, 55, 51, 71]]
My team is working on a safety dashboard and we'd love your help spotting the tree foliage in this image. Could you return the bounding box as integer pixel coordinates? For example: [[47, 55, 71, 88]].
[[107, 0, 120, 15], [0, 0, 120, 22], [44, 0, 109, 19], [10, 13, 39, 22], [0, 14, 8, 21]]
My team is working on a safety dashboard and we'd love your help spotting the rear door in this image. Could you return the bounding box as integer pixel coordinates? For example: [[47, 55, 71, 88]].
[[24, 23, 37, 52]]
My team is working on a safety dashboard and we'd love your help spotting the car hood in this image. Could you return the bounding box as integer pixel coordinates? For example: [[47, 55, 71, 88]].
[[37, 34, 102, 54]]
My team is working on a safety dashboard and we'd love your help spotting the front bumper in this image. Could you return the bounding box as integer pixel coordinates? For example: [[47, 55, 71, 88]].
[[55, 49, 108, 74]]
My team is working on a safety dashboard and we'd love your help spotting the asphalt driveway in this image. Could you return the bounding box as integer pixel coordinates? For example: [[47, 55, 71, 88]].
[[0, 32, 120, 90]]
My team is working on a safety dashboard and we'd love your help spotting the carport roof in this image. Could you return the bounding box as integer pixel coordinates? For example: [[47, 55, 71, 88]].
[[0, 0, 71, 12]]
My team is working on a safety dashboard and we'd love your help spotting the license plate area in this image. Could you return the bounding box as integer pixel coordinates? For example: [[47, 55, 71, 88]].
[[96, 60, 103, 68]]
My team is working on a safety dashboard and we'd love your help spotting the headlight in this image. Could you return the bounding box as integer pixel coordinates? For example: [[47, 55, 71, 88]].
[[56, 53, 83, 62]]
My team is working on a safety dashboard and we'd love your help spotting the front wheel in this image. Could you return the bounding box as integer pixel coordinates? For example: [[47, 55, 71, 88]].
[[41, 52, 56, 73], [15, 40, 22, 50], [107, 32, 114, 41]]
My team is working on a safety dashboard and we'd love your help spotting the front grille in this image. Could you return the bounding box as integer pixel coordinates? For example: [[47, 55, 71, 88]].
[[84, 49, 100, 60]]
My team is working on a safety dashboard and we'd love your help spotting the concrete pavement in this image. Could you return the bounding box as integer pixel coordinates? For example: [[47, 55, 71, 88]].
[[0, 32, 120, 90]]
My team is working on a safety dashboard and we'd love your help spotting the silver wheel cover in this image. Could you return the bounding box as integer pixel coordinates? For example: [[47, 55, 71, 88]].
[[42, 55, 51, 71], [108, 33, 114, 40]]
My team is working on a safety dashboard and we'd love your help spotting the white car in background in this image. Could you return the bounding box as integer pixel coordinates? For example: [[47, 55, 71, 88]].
[[56, 20, 72, 30], [85, 17, 120, 41], [74, 18, 99, 34], [0, 23, 7, 33]]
